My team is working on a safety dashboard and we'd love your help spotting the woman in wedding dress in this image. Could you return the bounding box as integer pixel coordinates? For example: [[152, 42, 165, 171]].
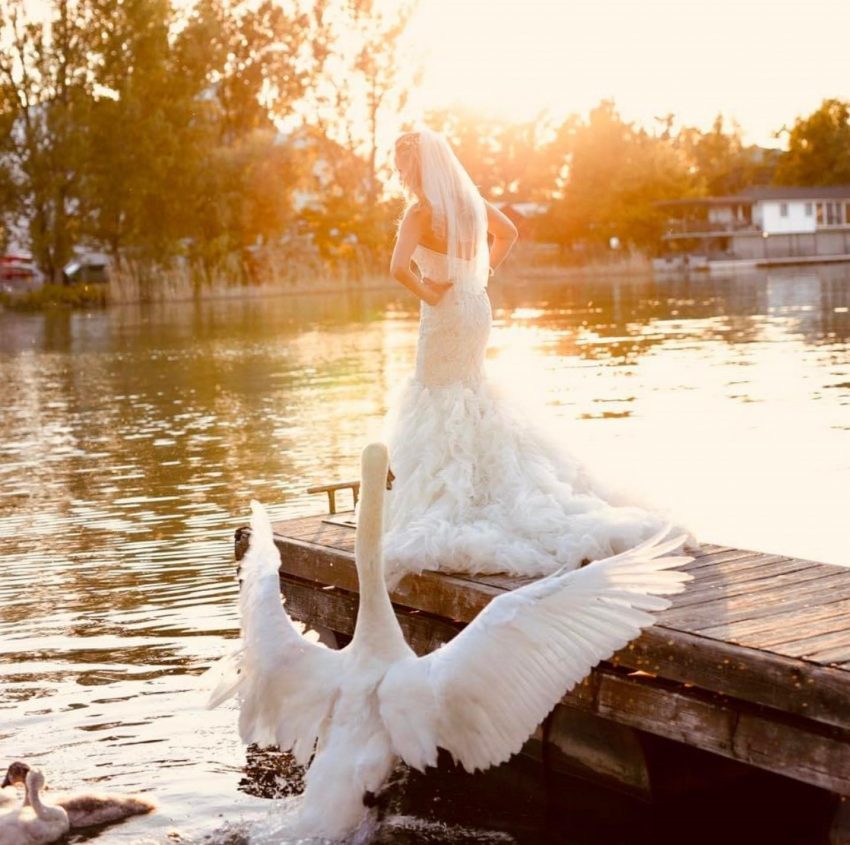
[[381, 127, 693, 580]]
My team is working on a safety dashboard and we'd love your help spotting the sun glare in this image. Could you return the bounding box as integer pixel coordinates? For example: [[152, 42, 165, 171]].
[[404, 0, 850, 144]]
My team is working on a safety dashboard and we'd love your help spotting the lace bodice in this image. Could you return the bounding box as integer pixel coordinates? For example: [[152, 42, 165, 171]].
[[412, 245, 487, 293], [411, 244, 491, 389]]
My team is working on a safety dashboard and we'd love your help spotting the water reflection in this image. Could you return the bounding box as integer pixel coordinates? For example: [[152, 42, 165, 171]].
[[0, 266, 848, 842]]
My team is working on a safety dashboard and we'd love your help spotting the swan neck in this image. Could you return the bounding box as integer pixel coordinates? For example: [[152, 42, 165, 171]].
[[352, 466, 399, 647], [27, 779, 48, 818]]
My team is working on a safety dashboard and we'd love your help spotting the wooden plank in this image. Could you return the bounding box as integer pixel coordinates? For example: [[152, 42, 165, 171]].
[[661, 573, 850, 629], [676, 543, 736, 566], [684, 549, 843, 576], [779, 637, 850, 665], [677, 559, 822, 603], [305, 481, 360, 514], [739, 620, 850, 653], [668, 564, 839, 609], [682, 550, 786, 574], [277, 569, 850, 796], [592, 672, 850, 796], [801, 643, 850, 666], [279, 518, 351, 541], [695, 596, 850, 640], [618, 625, 850, 730], [273, 512, 331, 534], [284, 524, 356, 551], [306, 480, 360, 493], [673, 583, 850, 630], [683, 557, 820, 588], [268, 528, 850, 731]]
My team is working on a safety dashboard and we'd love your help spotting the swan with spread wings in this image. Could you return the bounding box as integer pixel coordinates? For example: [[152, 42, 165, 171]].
[[207, 442, 693, 841]]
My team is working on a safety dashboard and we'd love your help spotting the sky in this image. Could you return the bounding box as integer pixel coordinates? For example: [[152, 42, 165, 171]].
[[18, 0, 850, 146], [403, 0, 850, 146]]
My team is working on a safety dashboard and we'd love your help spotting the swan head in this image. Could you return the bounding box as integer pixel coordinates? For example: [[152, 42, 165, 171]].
[[1, 760, 30, 788], [361, 442, 390, 490], [25, 768, 46, 794]]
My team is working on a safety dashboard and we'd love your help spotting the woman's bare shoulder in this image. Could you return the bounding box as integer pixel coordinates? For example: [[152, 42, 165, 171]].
[[400, 202, 430, 233], [484, 199, 518, 239]]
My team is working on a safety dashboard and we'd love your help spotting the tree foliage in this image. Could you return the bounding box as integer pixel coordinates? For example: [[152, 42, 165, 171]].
[[541, 102, 693, 253], [0, 0, 96, 280], [425, 109, 570, 202], [676, 115, 776, 196], [774, 98, 850, 186]]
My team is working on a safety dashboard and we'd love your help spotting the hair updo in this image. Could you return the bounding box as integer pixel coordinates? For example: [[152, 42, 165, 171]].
[[394, 132, 422, 194]]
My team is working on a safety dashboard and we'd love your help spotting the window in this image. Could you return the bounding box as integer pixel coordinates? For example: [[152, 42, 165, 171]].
[[805, 203, 813, 216], [780, 202, 789, 217], [816, 202, 848, 226], [827, 202, 841, 225]]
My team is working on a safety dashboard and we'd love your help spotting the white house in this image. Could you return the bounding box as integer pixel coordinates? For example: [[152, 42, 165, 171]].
[[657, 186, 850, 269]]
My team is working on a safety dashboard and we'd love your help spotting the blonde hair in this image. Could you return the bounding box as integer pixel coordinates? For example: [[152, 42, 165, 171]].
[[394, 128, 488, 284]]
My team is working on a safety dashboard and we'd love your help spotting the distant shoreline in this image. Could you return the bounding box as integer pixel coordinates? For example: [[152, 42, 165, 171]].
[[0, 257, 664, 312]]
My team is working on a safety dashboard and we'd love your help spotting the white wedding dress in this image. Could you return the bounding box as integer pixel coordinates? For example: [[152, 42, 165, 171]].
[[381, 243, 692, 580]]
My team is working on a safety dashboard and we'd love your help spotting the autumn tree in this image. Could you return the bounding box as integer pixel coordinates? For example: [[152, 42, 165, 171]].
[[677, 115, 776, 195], [293, 0, 418, 266], [425, 109, 571, 202], [178, 0, 312, 145], [79, 0, 205, 267], [542, 101, 693, 254], [0, 0, 96, 281], [774, 98, 850, 186], [183, 130, 300, 280], [338, 0, 418, 206]]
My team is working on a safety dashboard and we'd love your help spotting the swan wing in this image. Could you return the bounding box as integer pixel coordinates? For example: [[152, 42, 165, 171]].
[[207, 500, 342, 765], [380, 526, 692, 773]]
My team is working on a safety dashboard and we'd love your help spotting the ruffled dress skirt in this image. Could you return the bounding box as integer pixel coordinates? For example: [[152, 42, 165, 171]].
[[380, 252, 694, 580]]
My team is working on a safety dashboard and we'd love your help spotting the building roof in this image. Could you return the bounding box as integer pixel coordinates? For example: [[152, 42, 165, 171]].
[[659, 185, 850, 208], [737, 185, 850, 200]]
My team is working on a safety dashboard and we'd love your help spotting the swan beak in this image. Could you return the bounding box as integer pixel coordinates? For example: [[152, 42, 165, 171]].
[[386, 467, 395, 490]]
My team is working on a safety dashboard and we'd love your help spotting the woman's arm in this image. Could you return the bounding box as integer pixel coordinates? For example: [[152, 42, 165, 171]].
[[484, 200, 519, 274], [390, 206, 452, 306]]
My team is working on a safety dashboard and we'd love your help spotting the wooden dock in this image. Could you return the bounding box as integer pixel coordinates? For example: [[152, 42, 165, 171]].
[[235, 510, 850, 835]]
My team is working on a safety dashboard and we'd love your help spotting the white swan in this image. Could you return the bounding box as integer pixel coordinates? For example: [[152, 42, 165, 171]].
[[1, 762, 155, 830], [0, 768, 68, 845], [208, 442, 693, 842]]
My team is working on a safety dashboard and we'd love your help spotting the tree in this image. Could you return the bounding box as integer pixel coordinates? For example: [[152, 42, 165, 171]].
[[80, 0, 204, 265], [80, 0, 312, 276], [774, 98, 850, 186], [349, 0, 418, 205], [0, 0, 96, 281], [425, 109, 570, 202], [177, 0, 312, 146], [542, 101, 693, 254], [286, 0, 418, 269], [677, 115, 775, 196], [183, 129, 301, 279]]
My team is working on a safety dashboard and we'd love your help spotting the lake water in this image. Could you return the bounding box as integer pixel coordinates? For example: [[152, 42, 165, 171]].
[[0, 266, 848, 843]]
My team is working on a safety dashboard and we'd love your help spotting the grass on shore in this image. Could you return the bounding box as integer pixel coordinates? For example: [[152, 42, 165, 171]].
[[0, 283, 109, 311]]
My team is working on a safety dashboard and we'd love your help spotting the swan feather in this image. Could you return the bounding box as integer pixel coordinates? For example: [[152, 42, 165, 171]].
[[379, 524, 692, 773]]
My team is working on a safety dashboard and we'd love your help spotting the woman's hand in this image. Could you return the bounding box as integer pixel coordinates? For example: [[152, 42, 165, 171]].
[[422, 277, 453, 306]]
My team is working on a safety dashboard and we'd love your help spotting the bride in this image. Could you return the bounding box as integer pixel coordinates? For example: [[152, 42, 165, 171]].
[[381, 127, 694, 580]]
